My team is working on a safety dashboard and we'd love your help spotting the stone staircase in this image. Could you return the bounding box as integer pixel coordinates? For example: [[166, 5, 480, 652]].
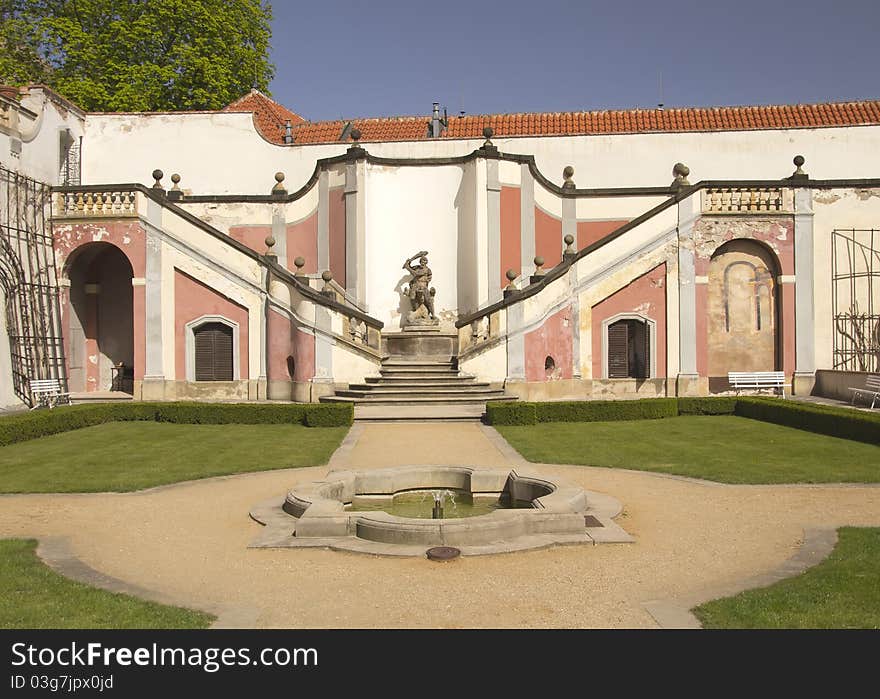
[[320, 332, 516, 420]]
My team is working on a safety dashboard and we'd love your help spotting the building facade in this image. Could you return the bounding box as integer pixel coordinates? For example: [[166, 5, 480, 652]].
[[3, 87, 880, 408]]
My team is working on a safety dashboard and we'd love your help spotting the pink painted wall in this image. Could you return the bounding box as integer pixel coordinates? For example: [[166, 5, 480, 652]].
[[287, 212, 318, 273], [591, 263, 668, 379], [329, 187, 346, 287], [693, 218, 795, 377], [500, 186, 521, 286], [535, 207, 562, 269], [174, 269, 249, 380], [292, 327, 316, 382], [525, 306, 574, 381], [266, 309, 314, 382], [267, 309, 292, 381], [229, 225, 271, 255], [576, 219, 629, 250]]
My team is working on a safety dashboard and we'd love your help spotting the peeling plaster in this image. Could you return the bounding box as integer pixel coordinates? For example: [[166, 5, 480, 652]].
[[814, 191, 842, 205], [856, 188, 880, 201]]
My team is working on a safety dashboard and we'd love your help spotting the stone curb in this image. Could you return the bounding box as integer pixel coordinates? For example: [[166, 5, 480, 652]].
[[643, 526, 840, 629], [35, 536, 259, 629]]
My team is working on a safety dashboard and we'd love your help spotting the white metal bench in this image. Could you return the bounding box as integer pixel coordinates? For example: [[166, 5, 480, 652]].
[[848, 374, 880, 409], [29, 379, 71, 409], [728, 371, 787, 399]]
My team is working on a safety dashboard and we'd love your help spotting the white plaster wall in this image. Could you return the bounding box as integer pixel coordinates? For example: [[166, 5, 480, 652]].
[[13, 89, 86, 185], [576, 195, 667, 220], [811, 188, 880, 370], [460, 342, 507, 382], [83, 113, 345, 195], [331, 343, 379, 384], [363, 163, 468, 329], [81, 108, 880, 195]]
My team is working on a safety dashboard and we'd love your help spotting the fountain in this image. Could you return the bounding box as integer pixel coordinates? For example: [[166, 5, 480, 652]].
[[249, 465, 632, 556]]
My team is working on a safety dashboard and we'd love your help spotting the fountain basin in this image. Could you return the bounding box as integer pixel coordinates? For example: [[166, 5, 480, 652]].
[[250, 465, 633, 555]]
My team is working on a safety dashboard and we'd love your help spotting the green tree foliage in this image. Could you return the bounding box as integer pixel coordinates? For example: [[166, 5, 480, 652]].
[[0, 0, 275, 111]]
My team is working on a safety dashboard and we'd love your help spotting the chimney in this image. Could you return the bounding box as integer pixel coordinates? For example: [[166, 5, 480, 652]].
[[431, 102, 441, 138], [283, 119, 294, 144]]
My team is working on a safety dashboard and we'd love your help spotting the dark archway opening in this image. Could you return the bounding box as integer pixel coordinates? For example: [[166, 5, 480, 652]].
[[66, 243, 134, 393]]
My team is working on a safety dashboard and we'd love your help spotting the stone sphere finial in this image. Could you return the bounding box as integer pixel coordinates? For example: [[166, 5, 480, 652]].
[[294, 256, 305, 271], [671, 162, 691, 189], [794, 155, 805, 167], [272, 171, 287, 195], [483, 126, 494, 146], [169, 173, 181, 193], [791, 154, 807, 178], [563, 234, 575, 254], [264, 234, 276, 250], [321, 270, 333, 282], [350, 127, 361, 142], [533, 256, 546, 276], [151, 169, 164, 188], [562, 166, 575, 189]]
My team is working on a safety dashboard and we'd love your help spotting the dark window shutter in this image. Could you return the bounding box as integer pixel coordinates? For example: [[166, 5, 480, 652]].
[[607, 321, 629, 378], [194, 322, 234, 381], [643, 322, 651, 378]]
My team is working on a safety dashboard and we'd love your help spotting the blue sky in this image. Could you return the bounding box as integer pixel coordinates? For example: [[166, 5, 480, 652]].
[[268, 1, 880, 122]]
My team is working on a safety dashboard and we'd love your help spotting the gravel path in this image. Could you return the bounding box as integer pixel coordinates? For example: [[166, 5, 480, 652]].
[[1, 422, 878, 628]]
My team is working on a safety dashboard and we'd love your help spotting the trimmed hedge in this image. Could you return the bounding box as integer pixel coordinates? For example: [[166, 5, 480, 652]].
[[485, 402, 537, 425], [677, 397, 738, 415], [0, 402, 352, 447], [536, 398, 678, 423], [735, 397, 880, 446], [488, 395, 880, 447]]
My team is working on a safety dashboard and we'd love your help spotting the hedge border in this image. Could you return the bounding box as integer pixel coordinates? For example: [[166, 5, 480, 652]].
[[487, 396, 880, 446], [0, 402, 353, 448]]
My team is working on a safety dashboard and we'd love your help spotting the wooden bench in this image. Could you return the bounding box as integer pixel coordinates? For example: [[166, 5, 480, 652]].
[[849, 374, 880, 409], [728, 371, 787, 399], [29, 379, 71, 409]]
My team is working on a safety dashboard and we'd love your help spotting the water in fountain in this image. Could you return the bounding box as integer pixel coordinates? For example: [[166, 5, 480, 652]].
[[348, 488, 522, 519]]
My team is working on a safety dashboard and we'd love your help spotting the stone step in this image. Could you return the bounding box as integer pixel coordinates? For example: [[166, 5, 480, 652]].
[[335, 386, 504, 399], [381, 360, 456, 370], [379, 369, 459, 380], [354, 380, 490, 390], [353, 403, 487, 421], [320, 394, 516, 406]]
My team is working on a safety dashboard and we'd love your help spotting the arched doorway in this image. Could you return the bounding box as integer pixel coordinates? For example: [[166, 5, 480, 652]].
[[707, 239, 780, 386], [65, 243, 134, 393]]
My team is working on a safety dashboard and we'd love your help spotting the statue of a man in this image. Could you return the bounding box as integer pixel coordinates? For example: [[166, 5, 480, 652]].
[[403, 250, 437, 323]]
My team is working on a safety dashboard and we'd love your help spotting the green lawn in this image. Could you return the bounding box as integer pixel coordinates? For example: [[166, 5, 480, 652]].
[[0, 421, 348, 493], [694, 527, 880, 628], [0, 539, 213, 629], [496, 415, 880, 483]]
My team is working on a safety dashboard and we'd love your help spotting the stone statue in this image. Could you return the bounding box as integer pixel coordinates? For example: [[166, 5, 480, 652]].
[[402, 250, 439, 326]]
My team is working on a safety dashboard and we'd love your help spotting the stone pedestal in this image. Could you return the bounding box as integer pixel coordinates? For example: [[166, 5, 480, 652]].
[[675, 373, 708, 397], [382, 330, 458, 358], [792, 371, 816, 397]]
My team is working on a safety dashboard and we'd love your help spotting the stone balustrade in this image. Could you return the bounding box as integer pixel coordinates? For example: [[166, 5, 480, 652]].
[[54, 189, 139, 218], [702, 187, 792, 214]]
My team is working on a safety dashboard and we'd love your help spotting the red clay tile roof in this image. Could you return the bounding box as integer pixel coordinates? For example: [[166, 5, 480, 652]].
[[225, 97, 880, 145], [223, 89, 307, 142]]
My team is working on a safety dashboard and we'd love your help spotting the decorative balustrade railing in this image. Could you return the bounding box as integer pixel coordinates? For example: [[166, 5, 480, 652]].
[[702, 187, 792, 213], [54, 190, 139, 217]]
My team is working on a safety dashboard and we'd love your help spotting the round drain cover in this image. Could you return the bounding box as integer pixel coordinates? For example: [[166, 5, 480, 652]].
[[426, 546, 461, 561]]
